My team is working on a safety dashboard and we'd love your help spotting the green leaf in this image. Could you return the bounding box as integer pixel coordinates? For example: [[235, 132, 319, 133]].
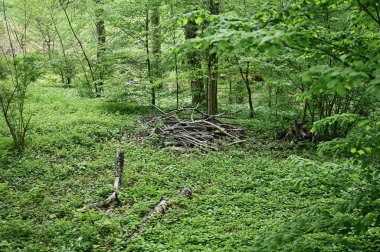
[[358, 119, 371, 127], [195, 17, 203, 25], [182, 18, 189, 26], [302, 71, 312, 82], [266, 45, 278, 57]]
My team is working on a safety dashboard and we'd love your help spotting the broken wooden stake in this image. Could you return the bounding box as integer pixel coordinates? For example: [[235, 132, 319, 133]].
[[80, 149, 125, 212], [114, 148, 124, 193]]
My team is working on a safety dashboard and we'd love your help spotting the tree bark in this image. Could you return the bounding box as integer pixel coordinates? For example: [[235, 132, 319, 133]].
[[94, 0, 106, 97], [151, 5, 161, 106], [144, 9, 155, 106], [207, 0, 219, 115], [172, 11, 180, 109], [184, 20, 203, 106]]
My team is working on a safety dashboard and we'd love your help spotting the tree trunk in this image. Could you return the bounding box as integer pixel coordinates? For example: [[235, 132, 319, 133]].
[[168, 0, 180, 109], [95, 0, 106, 97], [238, 62, 254, 118], [151, 5, 161, 106], [152, 6, 161, 74], [268, 86, 272, 108], [60, 2, 95, 90], [229, 79, 232, 104], [207, 49, 218, 115], [207, 0, 219, 115], [145, 10, 154, 106], [184, 20, 203, 106], [49, 11, 72, 87]]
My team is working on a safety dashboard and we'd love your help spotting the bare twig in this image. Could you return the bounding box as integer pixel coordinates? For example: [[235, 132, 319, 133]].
[[138, 110, 246, 151]]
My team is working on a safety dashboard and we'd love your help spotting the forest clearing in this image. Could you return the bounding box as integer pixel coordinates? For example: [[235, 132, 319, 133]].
[[0, 0, 379, 251]]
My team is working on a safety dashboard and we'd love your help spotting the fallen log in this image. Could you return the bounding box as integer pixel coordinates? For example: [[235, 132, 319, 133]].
[[79, 149, 125, 212], [128, 188, 192, 242]]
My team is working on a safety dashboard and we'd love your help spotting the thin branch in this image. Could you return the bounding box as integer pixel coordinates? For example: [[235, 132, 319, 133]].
[[59, 1, 95, 81], [357, 0, 380, 26]]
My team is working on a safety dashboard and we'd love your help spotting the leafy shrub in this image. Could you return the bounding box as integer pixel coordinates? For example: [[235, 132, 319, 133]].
[[50, 55, 76, 85], [283, 155, 360, 195], [0, 56, 10, 80], [15, 52, 46, 82], [254, 155, 379, 251]]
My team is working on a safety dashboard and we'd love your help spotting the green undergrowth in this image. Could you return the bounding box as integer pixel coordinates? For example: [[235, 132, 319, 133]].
[[0, 81, 376, 251]]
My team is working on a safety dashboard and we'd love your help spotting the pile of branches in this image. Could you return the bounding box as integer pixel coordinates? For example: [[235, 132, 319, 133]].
[[139, 107, 246, 151]]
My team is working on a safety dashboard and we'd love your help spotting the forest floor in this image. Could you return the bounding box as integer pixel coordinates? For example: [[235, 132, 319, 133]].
[[0, 80, 345, 251]]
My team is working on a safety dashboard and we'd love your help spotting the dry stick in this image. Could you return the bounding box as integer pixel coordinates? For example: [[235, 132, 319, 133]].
[[80, 149, 125, 212], [128, 188, 192, 242], [196, 119, 240, 141], [143, 113, 246, 150], [226, 139, 247, 146], [150, 104, 169, 115], [183, 135, 216, 151]]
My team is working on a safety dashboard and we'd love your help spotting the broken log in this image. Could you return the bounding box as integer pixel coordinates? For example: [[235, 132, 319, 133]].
[[129, 197, 169, 240], [79, 149, 125, 212], [114, 149, 124, 192], [128, 188, 192, 242]]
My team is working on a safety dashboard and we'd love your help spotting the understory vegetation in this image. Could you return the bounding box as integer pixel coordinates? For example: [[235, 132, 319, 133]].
[[1, 0, 379, 251], [1, 81, 376, 251]]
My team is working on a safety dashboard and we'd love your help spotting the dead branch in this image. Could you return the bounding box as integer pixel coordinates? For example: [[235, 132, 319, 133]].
[[138, 108, 246, 151], [79, 149, 124, 212], [128, 188, 192, 242]]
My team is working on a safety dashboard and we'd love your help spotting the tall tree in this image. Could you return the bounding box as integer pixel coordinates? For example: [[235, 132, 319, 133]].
[[94, 0, 106, 97], [151, 3, 161, 106], [185, 19, 203, 106], [207, 0, 219, 115]]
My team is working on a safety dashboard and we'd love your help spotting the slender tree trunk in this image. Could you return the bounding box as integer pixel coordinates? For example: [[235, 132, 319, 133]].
[[173, 29, 180, 109], [207, 49, 218, 115], [268, 86, 272, 108], [49, 11, 71, 86], [60, 2, 95, 91], [145, 10, 154, 106], [151, 5, 161, 105], [229, 79, 232, 104], [207, 0, 219, 115], [169, 3, 180, 109], [238, 62, 254, 118], [95, 0, 106, 97], [151, 6, 161, 71], [184, 20, 203, 106]]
